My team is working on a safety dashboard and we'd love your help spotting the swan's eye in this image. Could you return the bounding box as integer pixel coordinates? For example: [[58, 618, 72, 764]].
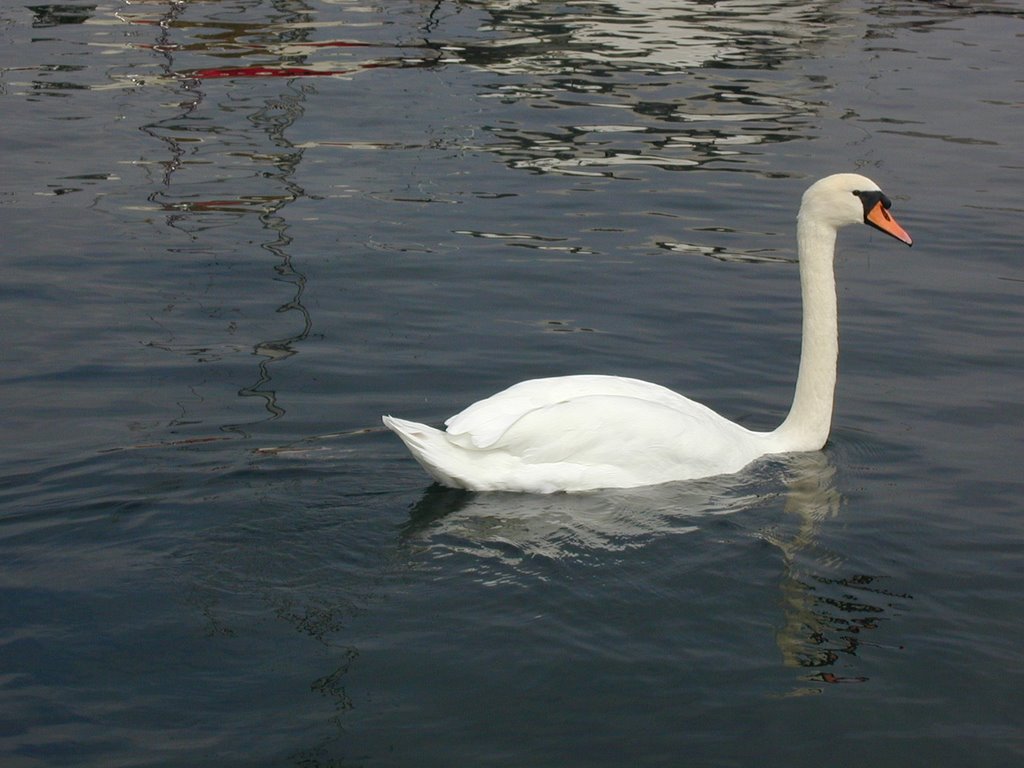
[[853, 189, 893, 219]]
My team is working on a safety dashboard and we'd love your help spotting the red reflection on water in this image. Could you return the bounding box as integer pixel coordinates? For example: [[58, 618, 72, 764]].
[[185, 56, 399, 80], [188, 65, 348, 79], [814, 672, 869, 684]]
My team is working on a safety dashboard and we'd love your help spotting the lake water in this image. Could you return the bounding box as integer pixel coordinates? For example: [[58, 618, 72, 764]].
[[1, 0, 1023, 765]]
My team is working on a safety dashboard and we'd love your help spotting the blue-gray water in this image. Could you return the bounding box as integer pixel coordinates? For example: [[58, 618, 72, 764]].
[[2, 1, 1022, 765]]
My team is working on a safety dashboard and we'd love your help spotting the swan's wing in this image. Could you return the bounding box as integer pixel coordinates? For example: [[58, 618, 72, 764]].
[[445, 375, 713, 449], [491, 394, 762, 480]]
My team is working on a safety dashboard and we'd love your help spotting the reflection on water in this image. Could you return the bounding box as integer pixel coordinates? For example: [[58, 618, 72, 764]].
[[461, 0, 837, 73], [457, 1, 834, 177], [398, 451, 910, 686], [103, 0, 836, 179], [7, 1, 842, 182], [127, 1, 319, 431], [766, 453, 912, 688], [400, 470, 765, 559], [17, 0, 1001, 199], [13, 0, 1009, 203]]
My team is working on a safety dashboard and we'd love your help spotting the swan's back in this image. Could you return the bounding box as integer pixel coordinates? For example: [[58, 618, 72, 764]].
[[445, 375, 718, 447]]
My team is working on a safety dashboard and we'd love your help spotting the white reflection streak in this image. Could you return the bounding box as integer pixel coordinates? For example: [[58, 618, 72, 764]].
[[475, 0, 827, 73]]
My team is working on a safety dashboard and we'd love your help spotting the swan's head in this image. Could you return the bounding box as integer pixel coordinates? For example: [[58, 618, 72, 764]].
[[800, 173, 913, 246]]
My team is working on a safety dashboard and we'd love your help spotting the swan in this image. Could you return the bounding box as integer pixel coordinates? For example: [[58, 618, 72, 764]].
[[383, 173, 912, 493]]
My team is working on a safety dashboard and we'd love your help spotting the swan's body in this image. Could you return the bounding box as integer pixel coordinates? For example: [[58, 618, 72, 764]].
[[384, 173, 912, 493]]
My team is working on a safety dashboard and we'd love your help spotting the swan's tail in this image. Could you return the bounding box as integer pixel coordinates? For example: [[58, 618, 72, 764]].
[[382, 415, 466, 488]]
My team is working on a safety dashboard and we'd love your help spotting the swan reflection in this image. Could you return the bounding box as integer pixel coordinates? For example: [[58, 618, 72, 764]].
[[400, 470, 766, 558], [399, 450, 907, 683], [770, 453, 912, 681]]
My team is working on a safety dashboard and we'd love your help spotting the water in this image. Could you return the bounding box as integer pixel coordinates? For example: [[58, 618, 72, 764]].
[[1, 1, 1022, 765]]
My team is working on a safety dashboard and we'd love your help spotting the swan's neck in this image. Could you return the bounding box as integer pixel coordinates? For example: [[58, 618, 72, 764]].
[[771, 217, 838, 452]]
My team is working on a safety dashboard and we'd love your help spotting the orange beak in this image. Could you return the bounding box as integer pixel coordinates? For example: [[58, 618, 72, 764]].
[[866, 200, 913, 246]]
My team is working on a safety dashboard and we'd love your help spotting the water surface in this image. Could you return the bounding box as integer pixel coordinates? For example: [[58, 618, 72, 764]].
[[1, 1, 1023, 766]]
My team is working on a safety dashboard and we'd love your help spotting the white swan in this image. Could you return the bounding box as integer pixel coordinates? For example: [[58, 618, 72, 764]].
[[384, 173, 912, 493]]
